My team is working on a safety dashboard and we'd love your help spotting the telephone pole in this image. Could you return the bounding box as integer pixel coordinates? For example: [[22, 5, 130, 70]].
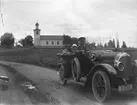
[[0, 0, 4, 26]]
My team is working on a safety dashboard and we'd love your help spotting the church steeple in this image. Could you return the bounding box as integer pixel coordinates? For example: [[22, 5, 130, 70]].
[[35, 22, 39, 29], [33, 22, 41, 46], [33, 22, 41, 35]]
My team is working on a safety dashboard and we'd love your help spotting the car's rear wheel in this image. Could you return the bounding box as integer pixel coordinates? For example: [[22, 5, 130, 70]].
[[58, 65, 67, 85], [92, 70, 111, 102], [71, 57, 81, 81]]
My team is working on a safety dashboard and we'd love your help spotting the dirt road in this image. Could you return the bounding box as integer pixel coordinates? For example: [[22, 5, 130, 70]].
[[0, 64, 56, 105], [0, 65, 34, 104], [0, 61, 137, 105]]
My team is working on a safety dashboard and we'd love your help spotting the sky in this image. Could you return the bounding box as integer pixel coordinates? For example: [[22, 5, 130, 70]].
[[0, 0, 137, 47]]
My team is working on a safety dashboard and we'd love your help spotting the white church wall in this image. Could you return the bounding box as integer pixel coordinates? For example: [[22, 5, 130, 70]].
[[34, 34, 40, 46], [40, 40, 63, 46]]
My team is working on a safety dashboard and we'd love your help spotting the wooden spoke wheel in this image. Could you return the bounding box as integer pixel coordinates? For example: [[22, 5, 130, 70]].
[[92, 70, 111, 102], [71, 58, 81, 81]]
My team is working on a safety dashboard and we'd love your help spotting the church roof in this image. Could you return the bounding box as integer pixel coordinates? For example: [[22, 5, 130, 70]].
[[40, 35, 63, 40], [33, 28, 41, 31]]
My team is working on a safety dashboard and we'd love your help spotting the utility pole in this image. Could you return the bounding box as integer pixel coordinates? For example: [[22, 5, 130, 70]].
[[0, 0, 4, 26]]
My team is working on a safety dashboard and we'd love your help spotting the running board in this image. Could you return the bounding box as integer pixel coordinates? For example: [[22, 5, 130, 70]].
[[69, 78, 87, 86]]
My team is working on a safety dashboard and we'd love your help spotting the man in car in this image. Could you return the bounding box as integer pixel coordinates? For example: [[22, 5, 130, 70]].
[[77, 37, 86, 51]]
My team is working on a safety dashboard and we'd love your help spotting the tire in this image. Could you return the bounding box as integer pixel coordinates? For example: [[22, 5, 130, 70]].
[[71, 57, 81, 81], [92, 70, 111, 102], [58, 64, 67, 85]]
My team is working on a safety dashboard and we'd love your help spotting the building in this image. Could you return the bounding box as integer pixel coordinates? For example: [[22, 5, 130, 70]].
[[33, 23, 64, 48]]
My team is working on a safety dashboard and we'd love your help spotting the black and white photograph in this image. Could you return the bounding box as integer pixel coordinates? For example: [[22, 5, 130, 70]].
[[0, 0, 137, 105]]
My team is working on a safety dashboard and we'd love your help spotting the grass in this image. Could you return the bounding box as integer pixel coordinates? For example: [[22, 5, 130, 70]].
[[0, 47, 136, 69], [0, 47, 63, 69]]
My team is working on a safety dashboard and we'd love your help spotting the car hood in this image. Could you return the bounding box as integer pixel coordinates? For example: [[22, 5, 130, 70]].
[[90, 50, 134, 79], [90, 50, 119, 61]]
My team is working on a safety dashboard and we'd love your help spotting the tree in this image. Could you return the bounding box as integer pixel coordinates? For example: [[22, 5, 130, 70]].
[[85, 42, 90, 50], [108, 40, 115, 48], [96, 43, 103, 48], [121, 41, 127, 48], [1, 33, 15, 48], [116, 39, 120, 48], [63, 34, 72, 45], [19, 35, 33, 46], [112, 39, 116, 48], [19, 39, 25, 46], [24, 35, 33, 46], [90, 42, 96, 49], [104, 43, 108, 48]]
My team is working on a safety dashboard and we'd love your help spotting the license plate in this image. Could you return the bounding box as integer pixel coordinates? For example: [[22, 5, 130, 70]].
[[118, 84, 133, 92]]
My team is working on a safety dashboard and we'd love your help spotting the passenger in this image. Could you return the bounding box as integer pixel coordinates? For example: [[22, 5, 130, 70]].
[[62, 44, 72, 55], [61, 44, 73, 63], [71, 44, 78, 53]]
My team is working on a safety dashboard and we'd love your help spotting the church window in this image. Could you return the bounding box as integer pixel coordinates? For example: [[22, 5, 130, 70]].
[[46, 41, 48, 45], [57, 41, 59, 45], [52, 41, 54, 45], [36, 31, 39, 35]]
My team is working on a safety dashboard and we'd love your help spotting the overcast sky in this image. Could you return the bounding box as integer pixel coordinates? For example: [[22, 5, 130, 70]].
[[0, 0, 137, 47]]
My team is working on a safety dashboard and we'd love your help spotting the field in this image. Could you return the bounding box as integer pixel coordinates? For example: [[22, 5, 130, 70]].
[[0, 47, 63, 69], [0, 47, 136, 69]]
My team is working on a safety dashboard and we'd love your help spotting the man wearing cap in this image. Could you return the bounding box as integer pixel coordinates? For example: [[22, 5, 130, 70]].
[[77, 37, 86, 51]]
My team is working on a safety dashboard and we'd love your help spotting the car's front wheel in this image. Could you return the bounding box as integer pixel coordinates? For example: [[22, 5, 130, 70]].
[[92, 70, 111, 102]]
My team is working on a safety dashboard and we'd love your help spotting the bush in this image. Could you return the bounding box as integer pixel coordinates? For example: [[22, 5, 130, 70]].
[[19, 35, 33, 46], [1, 33, 15, 48]]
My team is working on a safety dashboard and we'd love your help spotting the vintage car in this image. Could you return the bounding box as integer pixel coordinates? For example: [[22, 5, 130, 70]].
[[57, 49, 137, 102]]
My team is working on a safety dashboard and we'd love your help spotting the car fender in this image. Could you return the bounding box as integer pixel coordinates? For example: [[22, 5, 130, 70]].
[[92, 63, 117, 74], [86, 63, 117, 79], [85, 63, 117, 87]]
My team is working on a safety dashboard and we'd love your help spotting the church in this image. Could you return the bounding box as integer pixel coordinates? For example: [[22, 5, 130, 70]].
[[33, 23, 64, 48]]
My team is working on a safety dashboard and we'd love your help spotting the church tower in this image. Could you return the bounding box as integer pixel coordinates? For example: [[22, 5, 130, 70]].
[[33, 22, 41, 46]]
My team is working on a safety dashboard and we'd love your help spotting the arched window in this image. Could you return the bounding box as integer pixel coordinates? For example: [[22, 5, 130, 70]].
[[36, 31, 39, 35], [57, 41, 59, 45], [46, 41, 48, 45], [52, 41, 54, 45]]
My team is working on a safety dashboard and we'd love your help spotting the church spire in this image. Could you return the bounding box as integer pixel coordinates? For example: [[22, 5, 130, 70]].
[[33, 22, 41, 35], [33, 22, 41, 31], [35, 22, 39, 29]]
